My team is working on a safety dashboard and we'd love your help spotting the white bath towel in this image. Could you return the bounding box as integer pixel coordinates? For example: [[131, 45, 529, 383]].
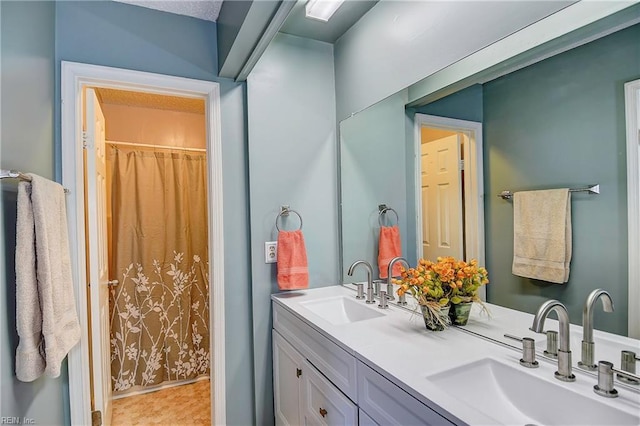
[[512, 189, 572, 284], [15, 174, 81, 381]]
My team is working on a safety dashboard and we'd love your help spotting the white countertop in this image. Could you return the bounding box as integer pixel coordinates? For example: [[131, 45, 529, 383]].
[[272, 285, 640, 425]]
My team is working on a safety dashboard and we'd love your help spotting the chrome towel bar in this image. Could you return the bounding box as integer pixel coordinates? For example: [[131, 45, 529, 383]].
[[498, 184, 600, 200], [1, 168, 70, 193]]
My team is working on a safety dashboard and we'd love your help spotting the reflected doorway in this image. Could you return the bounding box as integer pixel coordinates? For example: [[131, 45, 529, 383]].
[[414, 114, 485, 298]]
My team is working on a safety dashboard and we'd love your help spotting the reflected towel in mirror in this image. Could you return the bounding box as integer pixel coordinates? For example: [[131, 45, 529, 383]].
[[378, 225, 402, 279], [512, 189, 572, 284]]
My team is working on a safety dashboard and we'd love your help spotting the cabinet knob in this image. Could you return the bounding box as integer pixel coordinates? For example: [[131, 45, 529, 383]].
[[296, 368, 302, 378], [319, 407, 327, 418]]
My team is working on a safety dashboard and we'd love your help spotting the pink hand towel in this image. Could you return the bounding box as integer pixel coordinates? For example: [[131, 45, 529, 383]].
[[277, 230, 309, 290], [378, 225, 402, 279]]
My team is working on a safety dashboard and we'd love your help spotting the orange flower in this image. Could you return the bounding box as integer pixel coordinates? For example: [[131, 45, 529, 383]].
[[393, 257, 488, 306]]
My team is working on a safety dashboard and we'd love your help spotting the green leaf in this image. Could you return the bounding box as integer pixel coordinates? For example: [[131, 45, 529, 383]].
[[451, 295, 462, 304]]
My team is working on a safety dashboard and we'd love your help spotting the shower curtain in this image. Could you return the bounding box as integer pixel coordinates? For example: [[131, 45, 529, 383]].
[[108, 144, 210, 394]]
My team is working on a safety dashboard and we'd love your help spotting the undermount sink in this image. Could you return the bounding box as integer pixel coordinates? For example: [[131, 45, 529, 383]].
[[300, 296, 384, 325], [428, 358, 640, 426]]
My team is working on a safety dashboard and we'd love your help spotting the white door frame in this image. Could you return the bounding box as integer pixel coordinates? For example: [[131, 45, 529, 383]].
[[61, 61, 226, 425], [413, 114, 485, 299], [625, 78, 640, 339]]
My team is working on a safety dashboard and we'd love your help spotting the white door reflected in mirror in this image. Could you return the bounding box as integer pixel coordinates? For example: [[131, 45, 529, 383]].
[[420, 131, 464, 260]]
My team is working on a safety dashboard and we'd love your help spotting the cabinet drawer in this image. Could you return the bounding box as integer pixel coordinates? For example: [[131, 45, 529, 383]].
[[302, 359, 357, 426], [273, 303, 358, 401], [357, 361, 456, 426]]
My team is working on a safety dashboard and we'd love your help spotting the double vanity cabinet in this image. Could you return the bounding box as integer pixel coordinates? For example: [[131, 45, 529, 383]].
[[273, 299, 453, 425], [272, 286, 640, 426]]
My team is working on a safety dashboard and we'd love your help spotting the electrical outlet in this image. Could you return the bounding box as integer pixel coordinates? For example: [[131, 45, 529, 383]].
[[265, 241, 278, 263]]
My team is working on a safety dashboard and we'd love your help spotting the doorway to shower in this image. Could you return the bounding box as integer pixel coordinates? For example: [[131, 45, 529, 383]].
[[85, 86, 210, 425], [61, 62, 226, 426]]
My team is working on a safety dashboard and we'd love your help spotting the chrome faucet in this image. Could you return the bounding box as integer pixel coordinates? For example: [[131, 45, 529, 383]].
[[347, 260, 375, 304], [579, 289, 614, 371], [387, 256, 409, 302], [531, 300, 576, 382]]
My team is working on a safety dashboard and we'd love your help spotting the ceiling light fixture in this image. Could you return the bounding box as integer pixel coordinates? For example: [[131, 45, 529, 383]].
[[305, 0, 345, 22]]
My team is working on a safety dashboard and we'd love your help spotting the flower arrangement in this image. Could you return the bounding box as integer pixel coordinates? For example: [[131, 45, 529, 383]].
[[393, 256, 489, 329]]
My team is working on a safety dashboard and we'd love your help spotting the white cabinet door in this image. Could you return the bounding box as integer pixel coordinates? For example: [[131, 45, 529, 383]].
[[274, 304, 358, 401], [301, 359, 357, 426], [274, 330, 305, 426], [358, 409, 378, 426]]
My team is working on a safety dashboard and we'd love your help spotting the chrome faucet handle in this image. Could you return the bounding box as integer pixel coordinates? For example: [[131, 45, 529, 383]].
[[354, 283, 365, 300], [365, 285, 375, 304], [378, 290, 388, 309], [504, 334, 539, 368], [579, 340, 597, 371], [397, 292, 407, 306], [373, 280, 383, 297], [594, 360, 640, 398], [618, 351, 640, 385], [386, 282, 395, 301], [544, 330, 559, 359]]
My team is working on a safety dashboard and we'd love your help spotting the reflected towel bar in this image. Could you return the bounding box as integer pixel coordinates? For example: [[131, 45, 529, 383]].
[[1, 168, 70, 193], [378, 204, 399, 226], [498, 184, 600, 200], [0, 169, 32, 182]]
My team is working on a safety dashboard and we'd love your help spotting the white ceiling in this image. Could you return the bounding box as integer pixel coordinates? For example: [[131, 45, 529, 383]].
[[113, 0, 223, 22]]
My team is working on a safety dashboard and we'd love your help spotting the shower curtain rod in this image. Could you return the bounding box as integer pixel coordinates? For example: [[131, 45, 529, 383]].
[[108, 140, 206, 153]]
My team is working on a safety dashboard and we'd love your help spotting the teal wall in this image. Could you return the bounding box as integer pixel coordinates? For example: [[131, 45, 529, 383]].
[[484, 23, 640, 335], [340, 90, 409, 281], [2, 1, 254, 425], [338, 82, 484, 284], [1, 3, 67, 425], [217, 0, 253, 74], [54, 3, 254, 424], [247, 32, 338, 424], [414, 84, 483, 123], [333, 1, 571, 121]]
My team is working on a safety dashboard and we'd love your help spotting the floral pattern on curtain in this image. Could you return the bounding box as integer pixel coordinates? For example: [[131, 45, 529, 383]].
[[107, 145, 209, 394]]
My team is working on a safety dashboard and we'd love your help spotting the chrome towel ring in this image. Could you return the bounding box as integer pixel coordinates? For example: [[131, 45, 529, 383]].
[[378, 204, 399, 227], [276, 205, 303, 231]]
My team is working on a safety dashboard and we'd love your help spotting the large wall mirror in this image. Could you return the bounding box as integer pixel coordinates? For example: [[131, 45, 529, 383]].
[[339, 9, 640, 341]]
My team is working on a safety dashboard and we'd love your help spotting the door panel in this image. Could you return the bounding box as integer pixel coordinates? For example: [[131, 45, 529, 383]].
[[85, 88, 112, 426], [420, 134, 463, 260]]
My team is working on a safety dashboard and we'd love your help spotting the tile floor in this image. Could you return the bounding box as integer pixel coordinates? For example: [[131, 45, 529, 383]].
[[112, 379, 210, 425]]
